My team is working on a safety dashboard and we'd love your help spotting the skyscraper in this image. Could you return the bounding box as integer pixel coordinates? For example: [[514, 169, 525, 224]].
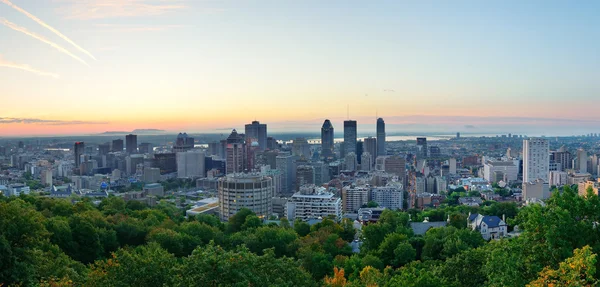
[[377, 118, 386, 156], [125, 134, 138, 154], [112, 139, 124, 152], [177, 150, 205, 178], [173, 133, 194, 153], [416, 137, 427, 158], [577, 148, 588, 173], [245, 121, 267, 151], [344, 120, 357, 156], [74, 142, 84, 168], [226, 129, 245, 174], [523, 138, 550, 182], [364, 137, 377, 164], [218, 173, 273, 221], [292, 138, 310, 159], [276, 154, 296, 195], [321, 119, 334, 160]]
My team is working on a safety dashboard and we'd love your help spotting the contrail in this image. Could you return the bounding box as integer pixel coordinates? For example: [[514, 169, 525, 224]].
[[0, 0, 96, 60], [0, 54, 59, 78], [1, 18, 89, 66]]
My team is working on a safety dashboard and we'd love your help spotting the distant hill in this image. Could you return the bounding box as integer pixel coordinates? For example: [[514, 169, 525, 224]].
[[98, 129, 166, 135]]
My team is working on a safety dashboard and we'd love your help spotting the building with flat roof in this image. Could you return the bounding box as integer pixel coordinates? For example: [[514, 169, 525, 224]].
[[218, 173, 274, 221], [285, 185, 342, 221]]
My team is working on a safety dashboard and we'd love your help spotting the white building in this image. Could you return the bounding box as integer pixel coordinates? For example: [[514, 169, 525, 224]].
[[342, 186, 369, 212], [0, 184, 30, 197], [370, 186, 403, 210], [576, 149, 588, 173], [285, 185, 342, 221], [549, 171, 568, 186], [218, 173, 274, 221], [345, 152, 357, 171], [361, 152, 372, 171], [483, 160, 518, 182], [177, 150, 206, 179], [523, 138, 549, 183], [468, 213, 508, 240], [523, 179, 550, 201]]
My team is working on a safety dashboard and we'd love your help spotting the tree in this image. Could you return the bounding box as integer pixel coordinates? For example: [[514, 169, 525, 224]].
[[393, 242, 417, 267], [366, 201, 379, 208], [241, 215, 262, 230], [324, 267, 347, 287], [378, 233, 408, 267], [294, 220, 311, 237], [528, 246, 597, 287], [227, 208, 255, 233]]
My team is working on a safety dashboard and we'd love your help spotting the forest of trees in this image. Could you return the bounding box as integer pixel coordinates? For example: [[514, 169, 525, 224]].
[[1, 185, 600, 286]]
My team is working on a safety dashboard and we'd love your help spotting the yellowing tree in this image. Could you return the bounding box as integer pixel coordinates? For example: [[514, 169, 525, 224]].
[[528, 246, 598, 287]]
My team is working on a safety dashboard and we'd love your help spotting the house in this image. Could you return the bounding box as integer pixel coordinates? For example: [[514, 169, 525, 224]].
[[467, 213, 507, 240], [458, 197, 483, 206], [410, 220, 448, 236], [50, 185, 73, 198]]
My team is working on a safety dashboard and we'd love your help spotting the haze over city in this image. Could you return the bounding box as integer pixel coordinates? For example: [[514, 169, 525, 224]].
[[2, 0, 600, 136]]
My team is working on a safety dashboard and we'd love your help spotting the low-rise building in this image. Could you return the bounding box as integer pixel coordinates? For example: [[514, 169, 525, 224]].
[[285, 185, 342, 221], [143, 183, 165, 197], [523, 179, 550, 201], [468, 213, 508, 240]]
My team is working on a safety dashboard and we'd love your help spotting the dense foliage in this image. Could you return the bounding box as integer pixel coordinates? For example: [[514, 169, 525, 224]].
[[1, 185, 599, 286]]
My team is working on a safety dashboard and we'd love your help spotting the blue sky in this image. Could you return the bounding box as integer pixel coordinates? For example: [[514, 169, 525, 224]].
[[1, 0, 600, 136]]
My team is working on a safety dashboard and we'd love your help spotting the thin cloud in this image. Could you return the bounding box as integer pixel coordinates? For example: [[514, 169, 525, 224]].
[[56, 0, 188, 20], [95, 23, 189, 32], [1, 18, 89, 66], [0, 117, 107, 125], [0, 0, 96, 60], [0, 55, 59, 78]]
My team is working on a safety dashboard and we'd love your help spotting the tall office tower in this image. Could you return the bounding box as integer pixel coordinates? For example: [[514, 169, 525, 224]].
[[276, 154, 296, 195], [266, 137, 278, 150], [384, 155, 406, 178], [74, 142, 85, 168], [226, 129, 245, 174], [416, 137, 427, 158], [98, 143, 110, 156], [126, 134, 138, 154], [112, 139, 124, 152], [577, 148, 588, 173], [292, 138, 311, 159], [523, 138, 550, 182], [245, 121, 268, 151], [344, 120, 357, 156], [361, 152, 372, 171], [364, 137, 377, 164], [173, 133, 195, 153], [356, 140, 363, 164], [456, 132, 461, 139], [377, 118, 386, 156], [139, 142, 153, 154], [345, 152, 357, 171], [177, 150, 206, 179], [321, 119, 334, 160], [296, 165, 315, 189], [311, 161, 330, 186], [551, 147, 572, 171], [218, 173, 273, 221]]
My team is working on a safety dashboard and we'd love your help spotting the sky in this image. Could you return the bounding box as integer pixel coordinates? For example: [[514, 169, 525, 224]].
[[1, 0, 600, 137]]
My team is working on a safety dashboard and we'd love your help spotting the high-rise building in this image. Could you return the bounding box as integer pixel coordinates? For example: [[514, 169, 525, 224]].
[[74, 142, 85, 168], [139, 142, 153, 154], [310, 161, 330, 186], [342, 186, 369, 212], [416, 137, 427, 158], [125, 134, 138, 154], [143, 167, 161, 183], [364, 137, 377, 164], [98, 143, 110, 156], [361, 152, 372, 171], [245, 121, 268, 151], [523, 138, 550, 183], [276, 154, 296, 194], [344, 120, 357, 156], [577, 148, 588, 173], [384, 155, 406, 177], [456, 132, 461, 139], [218, 173, 274, 221], [266, 137, 278, 150], [285, 185, 342, 221], [296, 165, 315, 189], [345, 152, 357, 171], [371, 187, 403, 210], [321, 119, 334, 160], [112, 139, 124, 152], [177, 150, 206, 179], [292, 138, 310, 159], [173, 133, 194, 153], [377, 118, 386, 156], [226, 129, 245, 174]]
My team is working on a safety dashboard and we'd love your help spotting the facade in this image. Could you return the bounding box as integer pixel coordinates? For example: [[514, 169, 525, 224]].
[[226, 129, 245, 174], [523, 179, 550, 201], [483, 160, 518, 182], [370, 187, 403, 210], [549, 171, 568, 186], [343, 120, 357, 156], [416, 137, 427, 158], [218, 173, 274, 221], [276, 154, 296, 194], [41, 169, 53, 186], [361, 152, 372, 171], [74, 142, 85, 168], [112, 139, 124, 152], [321, 119, 334, 160], [285, 185, 342, 221], [551, 149, 572, 171], [139, 142, 153, 154], [523, 138, 549, 183], [292, 138, 311, 159], [143, 167, 161, 183], [384, 155, 406, 177], [342, 186, 369, 212], [177, 150, 206, 179], [245, 121, 268, 151], [173, 133, 195, 153], [345, 152, 357, 171], [296, 165, 315, 189], [143, 183, 165, 197], [577, 149, 588, 173], [125, 134, 138, 154], [376, 118, 386, 156], [364, 137, 377, 164]]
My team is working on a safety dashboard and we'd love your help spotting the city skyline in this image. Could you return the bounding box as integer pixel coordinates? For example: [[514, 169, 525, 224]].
[[2, 1, 600, 136]]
